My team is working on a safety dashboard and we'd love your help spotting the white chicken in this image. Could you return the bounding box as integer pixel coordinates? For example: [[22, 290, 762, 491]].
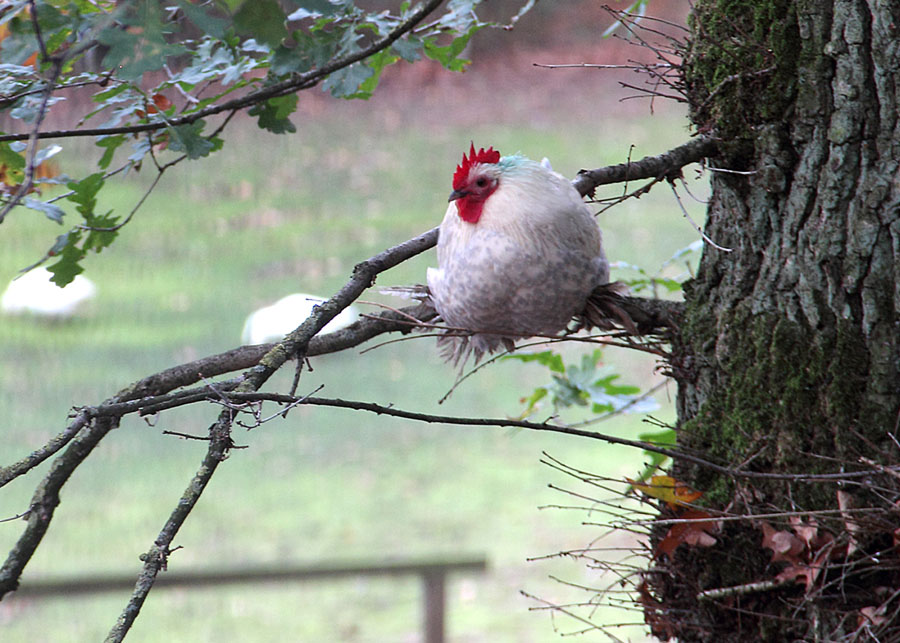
[[1, 267, 97, 318], [241, 293, 359, 345], [427, 144, 609, 363]]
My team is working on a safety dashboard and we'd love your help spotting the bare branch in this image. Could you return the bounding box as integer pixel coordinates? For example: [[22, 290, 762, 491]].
[[102, 221, 444, 640], [104, 411, 232, 643], [572, 136, 719, 198]]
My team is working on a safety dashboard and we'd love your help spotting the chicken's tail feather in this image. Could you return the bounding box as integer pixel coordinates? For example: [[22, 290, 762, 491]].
[[576, 281, 640, 335]]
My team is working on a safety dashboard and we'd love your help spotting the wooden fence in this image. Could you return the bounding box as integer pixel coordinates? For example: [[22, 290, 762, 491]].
[[11, 557, 488, 643]]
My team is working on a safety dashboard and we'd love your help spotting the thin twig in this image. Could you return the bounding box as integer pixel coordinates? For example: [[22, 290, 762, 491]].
[[0, 59, 62, 223], [669, 179, 732, 252]]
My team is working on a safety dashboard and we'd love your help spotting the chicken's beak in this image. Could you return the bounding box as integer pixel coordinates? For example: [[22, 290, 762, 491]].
[[448, 189, 466, 202]]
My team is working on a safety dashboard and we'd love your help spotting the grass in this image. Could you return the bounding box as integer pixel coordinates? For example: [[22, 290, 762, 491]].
[[0, 68, 706, 641]]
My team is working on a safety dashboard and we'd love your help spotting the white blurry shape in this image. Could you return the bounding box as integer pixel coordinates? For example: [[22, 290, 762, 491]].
[[241, 293, 359, 345], [1, 267, 97, 318]]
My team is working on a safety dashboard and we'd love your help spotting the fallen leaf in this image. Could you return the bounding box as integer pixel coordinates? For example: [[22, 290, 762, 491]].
[[837, 490, 861, 556], [859, 604, 888, 627], [761, 521, 806, 564], [656, 510, 719, 558], [637, 581, 676, 640], [790, 515, 818, 548], [775, 564, 820, 592]]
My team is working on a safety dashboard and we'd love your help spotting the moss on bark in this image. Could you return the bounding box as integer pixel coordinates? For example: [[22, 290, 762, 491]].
[[685, 0, 800, 154], [650, 1, 900, 640]]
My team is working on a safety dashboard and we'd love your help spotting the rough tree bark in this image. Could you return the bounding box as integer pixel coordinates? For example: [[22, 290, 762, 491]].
[[651, 1, 900, 640]]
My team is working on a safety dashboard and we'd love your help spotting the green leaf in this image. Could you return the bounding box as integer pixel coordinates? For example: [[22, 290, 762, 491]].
[[271, 43, 313, 75], [32, 2, 70, 33], [66, 172, 105, 218], [83, 212, 120, 253], [92, 83, 131, 104], [423, 29, 478, 72], [511, 347, 656, 418], [503, 350, 565, 373], [177, 0, 228, 39], [438, 0, 482, 31], [392, 36, 421, 63], [47, 231, 86, 287], [167, 121, 216, 159], [233, 0, 288, 48], [96, 135, 126, 169], [592, 374, 641, 396], [23, 197, 65, 223], [286, 1, 343, 21], [516, 386, 547, 418], [549, 373, 589, 408], [248, 95, 298, 133], [98, 1, 185, 80], [11, 94, 64, 123], [633, 428, 676, 483], [129, 137, 152, 163], [0, 20, 39, 66], [0, 141, 26, 185], [321, 63, 375, 99]]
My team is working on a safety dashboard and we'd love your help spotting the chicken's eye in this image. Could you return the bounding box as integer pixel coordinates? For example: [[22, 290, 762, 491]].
[[475, 177, 488, 188]]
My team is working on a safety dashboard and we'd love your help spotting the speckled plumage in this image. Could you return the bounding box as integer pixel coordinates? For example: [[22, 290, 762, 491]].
[[427, 149, 609, 364]]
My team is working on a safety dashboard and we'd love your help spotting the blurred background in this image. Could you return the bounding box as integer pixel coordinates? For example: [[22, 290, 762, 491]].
[[1, 2, 704, 641]]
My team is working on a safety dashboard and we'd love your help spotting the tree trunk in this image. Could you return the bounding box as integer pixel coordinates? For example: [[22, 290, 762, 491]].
[[652, 1, 900, 640]]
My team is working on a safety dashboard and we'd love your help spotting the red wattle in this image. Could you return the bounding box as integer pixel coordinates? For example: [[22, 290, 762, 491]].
[[456, 198, 485, 223]]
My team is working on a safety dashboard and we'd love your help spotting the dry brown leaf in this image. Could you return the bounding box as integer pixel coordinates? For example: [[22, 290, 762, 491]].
[[837, 490, 861, 556], [790, 515, 819, 548], [761, 521, 806, 564], [656, 510, 719, 558], [775, 563, 820, 592], [858, 604, 888, 627], [637, 581, 676, 640]]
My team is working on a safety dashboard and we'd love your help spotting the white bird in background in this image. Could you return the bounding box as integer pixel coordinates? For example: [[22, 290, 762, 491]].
[[1, 267, 97, 318], [241, 293, 359, 345], [427, 144, 610, 364]]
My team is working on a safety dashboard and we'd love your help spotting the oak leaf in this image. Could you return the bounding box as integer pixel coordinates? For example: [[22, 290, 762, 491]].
[[761, 521, 805, 564], [629, 475, 703, 509], [656, 510, 719, 558]]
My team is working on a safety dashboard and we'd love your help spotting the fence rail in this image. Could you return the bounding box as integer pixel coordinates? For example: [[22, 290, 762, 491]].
[[11, 557, 488, 643]]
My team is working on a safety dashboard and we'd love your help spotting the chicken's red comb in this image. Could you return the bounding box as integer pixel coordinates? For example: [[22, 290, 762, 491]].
[[452, 143, 500, 190]]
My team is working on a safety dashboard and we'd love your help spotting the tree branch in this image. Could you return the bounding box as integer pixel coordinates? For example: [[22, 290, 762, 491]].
[[0, 135, 704, 610], [102, 225, 442, 640], [571, 135, 719, 198], [104, 413, 231, 643], [101, 389, 900, 485], [0, 132, 702, 490]]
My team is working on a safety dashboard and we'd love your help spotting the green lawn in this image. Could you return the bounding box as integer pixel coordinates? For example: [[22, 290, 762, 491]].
[[0, 77, 704, 641]]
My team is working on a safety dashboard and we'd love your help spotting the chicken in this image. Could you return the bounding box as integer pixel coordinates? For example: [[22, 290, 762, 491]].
[[426, 144, 609, 364]]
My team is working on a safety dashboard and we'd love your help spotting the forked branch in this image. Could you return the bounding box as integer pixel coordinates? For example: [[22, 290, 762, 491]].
[[0, 136, 716, 637]]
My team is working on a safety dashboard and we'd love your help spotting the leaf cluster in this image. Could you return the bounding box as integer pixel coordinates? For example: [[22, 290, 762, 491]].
[[0, 0, 512, 282], [507, 348, 654, 418]]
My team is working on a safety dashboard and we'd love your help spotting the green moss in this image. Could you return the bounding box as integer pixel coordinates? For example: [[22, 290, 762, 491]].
[[685, 0, 800, 153], [676, 304, 871, 508]]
